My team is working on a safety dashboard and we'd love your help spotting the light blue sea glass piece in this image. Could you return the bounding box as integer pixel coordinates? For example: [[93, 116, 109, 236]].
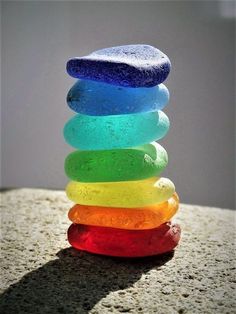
[[67, 80, 169, 116], [63, 111, 169, 150]]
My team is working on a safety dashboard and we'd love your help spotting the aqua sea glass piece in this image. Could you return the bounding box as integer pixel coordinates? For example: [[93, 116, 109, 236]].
[[67, 80, 169, 115], [65, 142, 168, 182], [63, 110, 169, 150]]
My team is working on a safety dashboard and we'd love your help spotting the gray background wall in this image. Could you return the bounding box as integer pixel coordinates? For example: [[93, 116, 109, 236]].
[[1, 1, 235, 209]]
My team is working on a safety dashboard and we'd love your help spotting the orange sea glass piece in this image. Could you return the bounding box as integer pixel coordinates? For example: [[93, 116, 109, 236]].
[[68, 192, 179, 230]]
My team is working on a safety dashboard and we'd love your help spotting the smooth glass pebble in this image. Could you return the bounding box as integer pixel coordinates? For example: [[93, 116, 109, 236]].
[[63, 111, 169, 150], [66, 177, 175, 208], [67, 44, 171, 87], [68, 192, 179, 230], [67, 80, 169, 115], [65, 142, 168, 182], [67, 222, 181, 257]]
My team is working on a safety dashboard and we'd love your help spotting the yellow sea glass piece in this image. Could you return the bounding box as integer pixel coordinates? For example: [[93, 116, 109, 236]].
[[66, 177, 175, 208], [68, 192, 179, 230]]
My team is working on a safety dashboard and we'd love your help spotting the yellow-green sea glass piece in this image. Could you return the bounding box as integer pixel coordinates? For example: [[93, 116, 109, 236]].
[[66, 177, 175, 208]]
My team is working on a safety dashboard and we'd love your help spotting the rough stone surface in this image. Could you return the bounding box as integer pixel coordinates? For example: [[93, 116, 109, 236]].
[[0, 188, 235, 314]]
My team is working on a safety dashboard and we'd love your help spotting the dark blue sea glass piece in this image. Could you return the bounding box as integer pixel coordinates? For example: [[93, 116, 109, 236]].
[[66, 45, 171, 87], [67, 79, 169, 115]]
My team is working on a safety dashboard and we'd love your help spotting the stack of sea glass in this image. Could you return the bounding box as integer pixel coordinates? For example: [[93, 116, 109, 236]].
[[64, 45, 181, 257]]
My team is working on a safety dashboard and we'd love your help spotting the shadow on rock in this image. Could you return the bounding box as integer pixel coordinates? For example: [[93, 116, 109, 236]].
[[0, 247, 174, 314]]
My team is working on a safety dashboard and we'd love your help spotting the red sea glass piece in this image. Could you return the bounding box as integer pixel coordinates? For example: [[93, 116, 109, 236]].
[[67, 222, 181, 258]]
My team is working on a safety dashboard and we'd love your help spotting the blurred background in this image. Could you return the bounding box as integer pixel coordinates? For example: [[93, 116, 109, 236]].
[[1, 1, 235, 209]]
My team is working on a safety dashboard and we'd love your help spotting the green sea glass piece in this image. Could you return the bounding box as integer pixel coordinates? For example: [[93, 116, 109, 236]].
[[65, 142, 168, 182]]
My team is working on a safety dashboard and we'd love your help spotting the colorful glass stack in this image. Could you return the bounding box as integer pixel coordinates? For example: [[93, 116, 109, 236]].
[[64, 45, 181, 257]]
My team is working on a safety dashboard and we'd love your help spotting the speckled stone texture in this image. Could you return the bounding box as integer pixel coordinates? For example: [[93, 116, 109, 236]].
[[0, 189, 235, 314]]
